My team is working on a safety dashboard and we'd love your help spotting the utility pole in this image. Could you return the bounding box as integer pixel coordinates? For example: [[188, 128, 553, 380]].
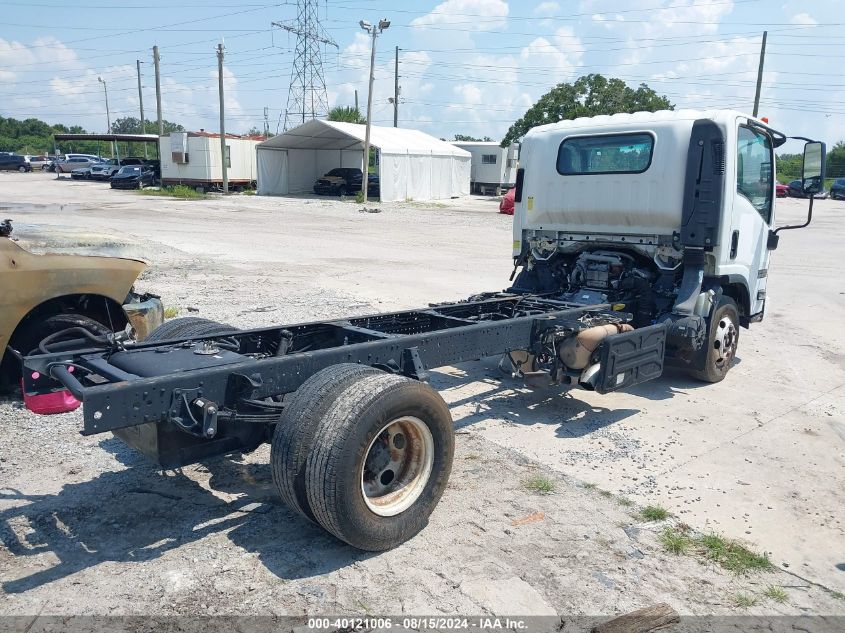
[[136, 60, 147, 158], [153, 45, 163, 137], [217, 42, 228, 194], [359, 19, 390, 201], [97, 76, 117, 159], [752, 30, 767, 118], [264, 106, 270, 137], [393, 46, 399, 127]]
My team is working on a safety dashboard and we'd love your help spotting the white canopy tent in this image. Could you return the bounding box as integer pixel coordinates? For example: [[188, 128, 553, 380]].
[[256, 120, 471, 202]]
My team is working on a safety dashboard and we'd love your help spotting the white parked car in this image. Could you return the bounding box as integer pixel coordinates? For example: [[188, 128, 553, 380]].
[[90, 157, 146, 180]]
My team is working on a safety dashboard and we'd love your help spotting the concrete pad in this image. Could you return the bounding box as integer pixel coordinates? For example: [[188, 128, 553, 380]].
[[460, 576, 558, 616]]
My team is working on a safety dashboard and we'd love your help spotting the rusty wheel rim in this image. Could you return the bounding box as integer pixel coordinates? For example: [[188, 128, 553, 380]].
[[361, 416, 434, 517]]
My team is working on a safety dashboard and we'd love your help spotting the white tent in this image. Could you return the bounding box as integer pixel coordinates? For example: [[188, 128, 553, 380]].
[[256, 120, 471, 202]]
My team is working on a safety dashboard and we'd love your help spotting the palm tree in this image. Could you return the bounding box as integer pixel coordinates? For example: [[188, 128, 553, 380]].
[[328, 106, 366, 124]]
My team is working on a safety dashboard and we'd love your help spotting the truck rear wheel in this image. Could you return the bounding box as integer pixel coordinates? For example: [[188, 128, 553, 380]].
[[305, 373, 454, 550], [270, 363, 381, 522], [690, 297, 739, 383]]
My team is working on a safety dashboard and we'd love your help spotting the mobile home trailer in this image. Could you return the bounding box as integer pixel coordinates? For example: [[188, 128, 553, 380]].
[[452, 141, 519, 195], [160, 132, 263, 190]]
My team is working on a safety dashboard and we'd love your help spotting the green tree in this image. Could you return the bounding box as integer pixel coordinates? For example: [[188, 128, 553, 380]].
[[454, 134, 494, 142], [501, 73, 673, 147], [110, 117, 184, 134], [327, 106, 366, 125]]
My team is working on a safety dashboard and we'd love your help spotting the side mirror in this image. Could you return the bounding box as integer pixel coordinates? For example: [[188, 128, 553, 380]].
[[774, 139, 826, 236], [802, 141, 826, 195]]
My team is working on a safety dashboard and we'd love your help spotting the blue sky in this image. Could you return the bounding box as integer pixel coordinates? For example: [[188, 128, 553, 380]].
[[1, 0, 843, 153]]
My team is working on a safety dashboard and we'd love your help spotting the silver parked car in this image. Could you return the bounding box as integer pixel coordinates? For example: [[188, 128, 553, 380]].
[[90, 157, 145, 180], [56, 155, 101, 173]]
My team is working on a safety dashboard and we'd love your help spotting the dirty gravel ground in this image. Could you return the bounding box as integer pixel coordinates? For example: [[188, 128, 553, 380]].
[[0, 173, 843, 618]]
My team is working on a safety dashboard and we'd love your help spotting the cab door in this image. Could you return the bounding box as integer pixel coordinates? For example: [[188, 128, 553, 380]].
[[730, 123, 775, 317]]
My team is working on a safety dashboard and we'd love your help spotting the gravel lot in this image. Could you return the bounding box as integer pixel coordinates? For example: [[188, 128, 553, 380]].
[[1, 172, 843, 618]]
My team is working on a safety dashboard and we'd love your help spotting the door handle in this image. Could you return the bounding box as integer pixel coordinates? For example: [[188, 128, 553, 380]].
[[730, 230, 739, 259]]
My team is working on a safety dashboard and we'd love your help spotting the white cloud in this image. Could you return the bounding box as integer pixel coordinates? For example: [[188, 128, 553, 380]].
[[520, 26, 584, 82], [533, 2, 560, 16], [790, 12, 817, 26], [0, 38, 35, 84], [411, 0, 509, 31]]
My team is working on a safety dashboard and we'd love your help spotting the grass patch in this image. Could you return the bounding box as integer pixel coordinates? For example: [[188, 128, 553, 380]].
[[617, 497, 634, 508], [698, 533, 771, 573], [640, 505, 669, 522], [659, 527, 771, 574], [582, 482, 597, 490], [763, 586, 788, 603], [464, 453, 480, 460], [138, 185, 207, 199], [355, 191, 365, 204], [732, 593, 758, 609], [831, 591, 844, 601], [163, 306, 180, 319], [524, 475, 555, 494], [660, 527, 692, 555]]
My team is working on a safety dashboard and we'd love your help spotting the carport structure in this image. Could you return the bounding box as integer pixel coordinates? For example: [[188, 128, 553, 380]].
[[256, 119, 471, 202]]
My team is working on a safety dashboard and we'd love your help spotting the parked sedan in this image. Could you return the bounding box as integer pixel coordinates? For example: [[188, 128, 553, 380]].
[[57, 156, 101, 173], [0, 154, 33, 172], [313, 167, 363, 195], [788, 178, 828, 199], [829, 178, 845, 200], [775, 183, 789, 198], [70, 167, 93, 180], [110, 165, 156, 189]]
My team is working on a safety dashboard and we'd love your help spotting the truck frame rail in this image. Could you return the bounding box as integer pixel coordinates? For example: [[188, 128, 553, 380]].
[[22, 293, 664, 440]]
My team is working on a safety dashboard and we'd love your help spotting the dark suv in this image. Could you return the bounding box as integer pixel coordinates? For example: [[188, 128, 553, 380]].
[[0, 154, 32, 173], [830, 178, 845, 201], [313, 168, 363, 195]]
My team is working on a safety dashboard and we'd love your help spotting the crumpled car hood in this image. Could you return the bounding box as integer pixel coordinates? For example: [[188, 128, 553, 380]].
[[7, 223, 150, 263]]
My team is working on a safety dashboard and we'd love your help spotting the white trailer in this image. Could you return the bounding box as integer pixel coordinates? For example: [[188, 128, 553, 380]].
[[451, 141, 519, 195], [159, 132, 262, 190]]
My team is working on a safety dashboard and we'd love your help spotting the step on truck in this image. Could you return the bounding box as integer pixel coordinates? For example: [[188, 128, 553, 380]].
[[17, 109, 825, 550]]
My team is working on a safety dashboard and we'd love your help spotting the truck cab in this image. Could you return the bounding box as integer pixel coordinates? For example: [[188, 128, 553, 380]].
[[510, 109, 824, 381]]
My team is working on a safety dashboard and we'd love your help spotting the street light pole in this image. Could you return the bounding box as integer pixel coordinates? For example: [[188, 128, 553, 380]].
[[97, 76, 117, 160], [359, 18, 390, 201]]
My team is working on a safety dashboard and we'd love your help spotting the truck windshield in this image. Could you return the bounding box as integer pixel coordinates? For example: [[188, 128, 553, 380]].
[[557, 133, 654, 175]]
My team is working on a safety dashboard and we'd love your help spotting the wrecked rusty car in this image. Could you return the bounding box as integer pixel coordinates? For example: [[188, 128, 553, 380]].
[[0, 219, 163, 404]]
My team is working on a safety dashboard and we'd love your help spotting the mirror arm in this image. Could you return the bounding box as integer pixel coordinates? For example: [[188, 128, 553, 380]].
[[774, 195, 814, 235]]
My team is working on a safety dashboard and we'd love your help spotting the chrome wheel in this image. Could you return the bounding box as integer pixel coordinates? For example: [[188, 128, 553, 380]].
[[361, 416, 433, 517], [712, 314, 738, 369]]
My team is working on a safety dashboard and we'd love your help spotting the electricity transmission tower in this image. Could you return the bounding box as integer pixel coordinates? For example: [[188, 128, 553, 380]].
[[273, 0, 338, 131]]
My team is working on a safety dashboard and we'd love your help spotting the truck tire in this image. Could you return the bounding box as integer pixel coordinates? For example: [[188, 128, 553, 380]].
[[305, 373, 454, 551], [270, 363, 381, 522], [144, 317, 238, 342], [690, 297, 739, 383]]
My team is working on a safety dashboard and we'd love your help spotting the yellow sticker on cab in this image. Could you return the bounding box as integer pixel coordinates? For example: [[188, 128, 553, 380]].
[[527, 196, 534, 211]]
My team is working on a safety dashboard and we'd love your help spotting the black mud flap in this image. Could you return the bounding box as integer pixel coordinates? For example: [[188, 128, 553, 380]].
[[594, 323, 667, 394]]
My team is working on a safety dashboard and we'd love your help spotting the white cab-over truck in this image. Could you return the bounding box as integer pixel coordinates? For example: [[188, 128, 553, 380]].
[[19, 109, 824, 552], [510, 109, 825, 382]]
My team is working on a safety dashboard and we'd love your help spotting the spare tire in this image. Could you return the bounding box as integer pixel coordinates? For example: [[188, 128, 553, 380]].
[[144, 317, 239, 343]]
